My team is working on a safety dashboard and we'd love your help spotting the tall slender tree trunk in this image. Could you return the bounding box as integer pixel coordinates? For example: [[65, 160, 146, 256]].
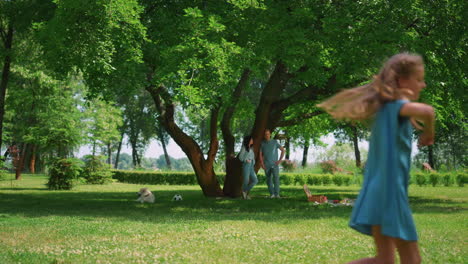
[[157, 127, 171, 170], [428, 145, 434, 169], [161, 139, 171, 170], [0, 26, 14, 153], [130, 140, 141, 168], [15, 143, 27, 180], [285, 136, 290, 160], [351, 125, 361, 167], [302, 139, 309, 168], [114, 132, 124, 169], [29, 144, 36, 173], [92, 141, 96, 156], [107, 143, 111, 165]]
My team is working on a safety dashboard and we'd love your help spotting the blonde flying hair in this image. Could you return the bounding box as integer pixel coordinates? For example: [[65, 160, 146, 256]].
[[317, 53, 424, 121]]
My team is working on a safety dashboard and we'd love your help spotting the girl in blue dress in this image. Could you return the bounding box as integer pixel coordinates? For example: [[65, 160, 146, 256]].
[[318, 53, 435, 264]]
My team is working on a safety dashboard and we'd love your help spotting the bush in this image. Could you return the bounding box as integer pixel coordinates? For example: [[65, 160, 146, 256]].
[[0, 160, 7, 181], [321, 174, 332, 185], [281, 160, 297, 172], [112, 170, 197, 185], [441, 173, 453, 187], [81, 155, 113, 184], [415, 173, 427, 186], [294, 174, 306, 185], [306, 175, 321, 186], [320, 161, 337, 174], [281, 173, 293, 185], [47, 158, 83, 190], [455, 173, 467, 187], [332, 174, 344, 186], [343, 175, 352, 186], [429, 172, 440, 187]]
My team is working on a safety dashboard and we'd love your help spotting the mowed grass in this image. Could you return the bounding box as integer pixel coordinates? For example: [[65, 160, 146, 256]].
[[0, 175, 466, 264]]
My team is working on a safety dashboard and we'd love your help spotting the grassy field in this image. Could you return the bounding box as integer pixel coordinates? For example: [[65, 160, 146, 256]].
[[0, 174, 466, 264]]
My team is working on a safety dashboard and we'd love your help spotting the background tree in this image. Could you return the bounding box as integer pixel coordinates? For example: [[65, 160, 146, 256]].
[[0, 0, 55, 154], [84, 99, 123, 165], [36, 0, 466, 197], [5, 67, 84, 179]]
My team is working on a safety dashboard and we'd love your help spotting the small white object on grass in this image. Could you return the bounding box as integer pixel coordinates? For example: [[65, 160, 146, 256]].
[[172, 194, 183, 201]]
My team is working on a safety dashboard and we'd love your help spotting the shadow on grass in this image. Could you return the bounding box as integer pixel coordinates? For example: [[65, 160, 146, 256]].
[[0, 186, 357, 223], [1, 185, 465, 225]]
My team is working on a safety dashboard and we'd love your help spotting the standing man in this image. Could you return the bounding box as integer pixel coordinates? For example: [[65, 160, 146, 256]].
[[260, 129, 285, 198]]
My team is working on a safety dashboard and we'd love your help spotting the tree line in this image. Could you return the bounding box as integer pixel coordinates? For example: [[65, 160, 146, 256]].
[[0, 0, 465, 196]]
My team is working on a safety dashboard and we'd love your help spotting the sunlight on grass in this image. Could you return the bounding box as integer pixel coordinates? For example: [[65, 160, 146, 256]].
[[0, 174, 466, 263]]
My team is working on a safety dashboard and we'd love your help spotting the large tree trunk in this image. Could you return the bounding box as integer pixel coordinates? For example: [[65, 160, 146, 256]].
[[29, 144, 36, 173], [131, 141, 138, 168], [222, 69, 250, 197], [0, 26, 14, 153], [114, 131, 124, 169], [107, 143, 111, 165], [428, 145, 434, 169], [251, 62, 290, 171], [351, 125, 361, 168], [146, 84, 223, 197], [302, 139, 309, 167], [15, 143, 27, 180], [285, 136, 290, 160]]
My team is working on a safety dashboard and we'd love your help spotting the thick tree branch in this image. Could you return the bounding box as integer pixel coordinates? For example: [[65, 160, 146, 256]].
[[275, 110, 323, 127], [206, 106, 220, 165], [273, 74, 337, 112], [287, 65, 309, 79], [221, 68, 251, 156]]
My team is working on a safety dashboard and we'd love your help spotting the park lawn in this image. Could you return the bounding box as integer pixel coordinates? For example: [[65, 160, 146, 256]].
[[0, 174, 466, 264]]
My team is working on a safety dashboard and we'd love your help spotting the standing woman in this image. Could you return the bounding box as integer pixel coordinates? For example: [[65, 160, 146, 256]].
[[238, 135, 258, 199]]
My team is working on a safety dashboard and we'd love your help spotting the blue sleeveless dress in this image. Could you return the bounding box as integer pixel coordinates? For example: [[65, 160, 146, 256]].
[[349, 100, 418, 241]]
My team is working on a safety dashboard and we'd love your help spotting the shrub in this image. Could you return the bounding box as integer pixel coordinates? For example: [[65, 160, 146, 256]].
[[415, 173, 427, 186], [257, 173, 266, 184], [306, 175, 321, 186], [332, 174, 344, 186], [281, 160, 297, 172], [321, 174, 332, 185], [112, 170, 197, 185], [281, 173, 293, 185], [0, 160, 7, 181], [428, 172, 439, 187], [343, 175, 352, 186], [294, 174, 306, 185], [455, 173, 467, 187], [441, 173, 453, 187], [47, 158, 83, 190], [81, 155, 113, 184], [320, 160, 337, 174]]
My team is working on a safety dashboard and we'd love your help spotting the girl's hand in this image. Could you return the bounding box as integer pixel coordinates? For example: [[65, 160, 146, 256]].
[[246, 159, 251, 163], [418, 132, 434, 147]]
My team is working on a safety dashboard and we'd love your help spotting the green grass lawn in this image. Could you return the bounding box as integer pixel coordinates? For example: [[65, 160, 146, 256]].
[[1, 174, 466, 264]]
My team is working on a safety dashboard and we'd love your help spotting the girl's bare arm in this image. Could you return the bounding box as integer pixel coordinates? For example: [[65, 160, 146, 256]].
[[400, 102, 435, 146]]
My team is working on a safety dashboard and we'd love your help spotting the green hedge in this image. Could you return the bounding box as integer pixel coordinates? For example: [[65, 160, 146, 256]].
[[112, 170, 354, 187], [112, 170, 467, 187], [412, 171, 468, 187]]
